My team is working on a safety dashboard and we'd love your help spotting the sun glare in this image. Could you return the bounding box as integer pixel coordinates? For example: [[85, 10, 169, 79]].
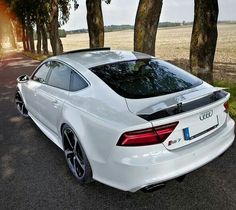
[[0, 1, 19, 53]]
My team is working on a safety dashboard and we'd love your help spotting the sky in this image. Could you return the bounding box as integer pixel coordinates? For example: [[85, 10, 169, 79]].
[[62, 0, 236, 31]]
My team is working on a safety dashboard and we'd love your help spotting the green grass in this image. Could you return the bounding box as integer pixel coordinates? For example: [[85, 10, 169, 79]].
[[215, 81, 236, 120]]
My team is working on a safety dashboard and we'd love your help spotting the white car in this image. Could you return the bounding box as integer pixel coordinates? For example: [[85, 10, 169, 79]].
[[15, 48, 235, 192]]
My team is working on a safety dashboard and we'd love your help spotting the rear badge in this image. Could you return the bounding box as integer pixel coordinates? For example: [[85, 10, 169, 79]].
[[199, 110, 213, 121], [168, 138, 181, 146]]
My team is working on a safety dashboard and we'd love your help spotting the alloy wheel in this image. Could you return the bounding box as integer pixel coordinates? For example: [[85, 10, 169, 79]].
[[63, 128, 85, 179], [15, 91, 28, 117]]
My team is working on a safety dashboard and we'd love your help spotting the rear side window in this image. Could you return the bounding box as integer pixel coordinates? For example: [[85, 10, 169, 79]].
[[32, 62, 50, 83], [47, 62, 71, 90], [90, 59, 202, 99], [70, 71, 88, 91]]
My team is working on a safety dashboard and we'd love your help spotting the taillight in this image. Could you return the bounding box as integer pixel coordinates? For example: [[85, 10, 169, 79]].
[[117, 122, 178, 146], [224, 101, 229, 113]]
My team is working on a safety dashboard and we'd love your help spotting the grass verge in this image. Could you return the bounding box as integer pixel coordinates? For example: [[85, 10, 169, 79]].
[[215, 81, 236, 120], [22, 51, 49, 61]]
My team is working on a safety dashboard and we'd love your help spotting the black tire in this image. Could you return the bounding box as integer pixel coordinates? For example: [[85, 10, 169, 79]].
[[15, 89, 29, 118], [62, 125, 93, 184]]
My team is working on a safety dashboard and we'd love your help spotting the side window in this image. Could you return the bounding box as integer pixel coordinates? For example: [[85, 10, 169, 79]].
[[47, 62, 71, 90], [70, 71, 88, 91], [32, 62, 50, 83]]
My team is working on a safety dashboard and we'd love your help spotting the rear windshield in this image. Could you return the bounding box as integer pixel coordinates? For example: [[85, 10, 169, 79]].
[[90, 59, 202, 99]]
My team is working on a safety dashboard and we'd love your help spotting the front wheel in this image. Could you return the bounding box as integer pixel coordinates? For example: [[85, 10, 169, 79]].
[[62, 125, 93, 184], [15, 90, 29, 117]]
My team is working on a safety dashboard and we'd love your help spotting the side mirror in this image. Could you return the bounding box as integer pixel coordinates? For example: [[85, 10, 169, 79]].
[[17, 75, 29, 83]]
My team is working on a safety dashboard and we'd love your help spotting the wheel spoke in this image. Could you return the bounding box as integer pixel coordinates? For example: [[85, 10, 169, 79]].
[[72, 135, 78, 152], [65, 149, 74, 158], [72, 156, 76, 168], [64, 131, 74, 150], [20, 104, 24, 114], [17, 103, 23, 114], [15, 92, 28, 117], [76, 144, 83, 162], [64, 128, 86, 178], [15, 99, 23, 104], [75, 155, 85, 171]]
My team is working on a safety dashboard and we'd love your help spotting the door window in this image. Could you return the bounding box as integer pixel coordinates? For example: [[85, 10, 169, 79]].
[[32, 62, 51, 83], [70, 71, 88, 91], [47, 62, 71, 90]]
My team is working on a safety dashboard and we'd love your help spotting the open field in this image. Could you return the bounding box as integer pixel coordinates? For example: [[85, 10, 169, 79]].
[[62, 24, 236, 63], [61, 24, 236, 117], [61, 24, 236, 82], [14, 24, 236, 81]]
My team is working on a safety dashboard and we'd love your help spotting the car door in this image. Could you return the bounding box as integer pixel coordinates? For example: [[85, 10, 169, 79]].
[[36, 61, 71, 135], [21, 62, 51, 121]]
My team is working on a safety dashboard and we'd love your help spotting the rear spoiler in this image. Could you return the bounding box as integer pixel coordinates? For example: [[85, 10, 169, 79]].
[[138, 87, 229, 121]]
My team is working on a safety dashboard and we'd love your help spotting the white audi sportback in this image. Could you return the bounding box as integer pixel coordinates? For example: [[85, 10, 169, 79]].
[[15, 48, 235, 192]]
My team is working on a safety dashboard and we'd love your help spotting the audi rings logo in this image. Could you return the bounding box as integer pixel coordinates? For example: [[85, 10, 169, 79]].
[[199, 110, 213, 121]]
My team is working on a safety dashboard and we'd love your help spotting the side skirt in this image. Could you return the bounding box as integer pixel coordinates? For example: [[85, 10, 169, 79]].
[[28, 112, 64, 150]]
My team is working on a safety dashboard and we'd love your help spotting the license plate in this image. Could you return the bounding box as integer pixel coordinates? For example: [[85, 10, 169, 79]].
[[183, 127, 191, 140], [183, 115, 219, 141]]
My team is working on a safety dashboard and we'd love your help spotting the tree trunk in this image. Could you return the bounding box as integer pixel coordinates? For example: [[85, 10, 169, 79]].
[[28, 24, 35, 53], [36, 21, 42, 54], [86, 0, 104, 48], [24, 22, 30, 51], [0, 22, 2, 51], [41, 23, 49, 55], [8, 19, 17, 49], [48, 0, 63, 55], [26, 14, 35, 53], [190, 0, 219, 84], [22, 22, 28, 51], [134, 0, 163, 56]]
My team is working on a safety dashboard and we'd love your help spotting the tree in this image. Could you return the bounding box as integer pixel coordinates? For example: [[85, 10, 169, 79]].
[[86, 0, 111, 48], [8, 19, 17, 49], [0, 1, 17, 49], [6, 0, 71, 55], [36, 19, 42, 54], [47, 0, 72, 55], [86, 0, 104, 48], [134, 0, 163, 56], [0, 2, 5, 51], [190, 0, 219, 84], [47, 0, 63, 55], [35, 0, 50, 55], [6, 0, 32, 51], [41, 23, 49, 55], [26, 13, 35, 53]]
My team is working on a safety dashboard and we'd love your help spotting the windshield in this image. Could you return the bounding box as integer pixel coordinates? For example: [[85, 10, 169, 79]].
[[90, 59, 202, 99]]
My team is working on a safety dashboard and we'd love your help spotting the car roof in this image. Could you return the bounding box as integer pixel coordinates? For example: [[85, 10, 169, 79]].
[[54, 50, 153, 69]]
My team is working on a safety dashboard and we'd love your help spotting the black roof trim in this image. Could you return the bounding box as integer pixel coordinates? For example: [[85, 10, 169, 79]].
[[63, 47, 111, 54]]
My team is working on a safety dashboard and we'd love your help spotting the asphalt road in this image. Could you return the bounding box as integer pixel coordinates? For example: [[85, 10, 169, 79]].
[[0, 52, 236, 210]]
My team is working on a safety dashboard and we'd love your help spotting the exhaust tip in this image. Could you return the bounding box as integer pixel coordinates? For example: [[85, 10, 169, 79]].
[[141, 183, 165, 193]]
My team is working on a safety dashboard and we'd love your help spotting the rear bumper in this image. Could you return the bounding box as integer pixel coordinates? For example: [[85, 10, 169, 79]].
[[91, 116, 235, 192]]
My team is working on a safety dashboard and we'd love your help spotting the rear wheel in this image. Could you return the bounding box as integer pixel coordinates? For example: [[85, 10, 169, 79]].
[[62, 125, 93, 184], [15, 91, 29, 117]]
